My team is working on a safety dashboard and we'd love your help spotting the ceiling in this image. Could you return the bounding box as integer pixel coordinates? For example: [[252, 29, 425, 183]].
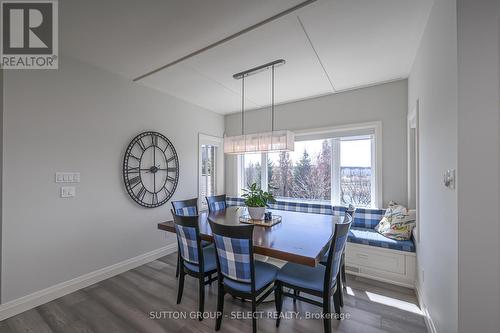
[[62, 0, 433, 114]]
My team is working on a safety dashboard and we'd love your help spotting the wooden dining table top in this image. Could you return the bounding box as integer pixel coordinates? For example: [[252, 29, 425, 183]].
[[157, 206, 343, 267]]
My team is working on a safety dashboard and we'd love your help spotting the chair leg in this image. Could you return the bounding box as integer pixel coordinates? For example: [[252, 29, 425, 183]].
[[322, 293, 332, 333], [215, 283, 224, 331], [275, 282, 283, 327], [293, 289, 299, 303], [176, 269, 185, 304], [175, 252, 180, 278], [338, 272, 344, 307], [198, 278, 205, 321], [251, 299, 257, 333], [341, 252, 346, 287], [333, 286, 341, 320]]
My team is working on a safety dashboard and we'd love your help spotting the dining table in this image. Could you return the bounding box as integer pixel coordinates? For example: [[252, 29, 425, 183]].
[[157, 206, 343, 267]]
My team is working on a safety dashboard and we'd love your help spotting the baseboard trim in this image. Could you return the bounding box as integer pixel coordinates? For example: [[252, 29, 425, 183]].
[[415, 282, 437, 333], [0, 243, 177, 321]]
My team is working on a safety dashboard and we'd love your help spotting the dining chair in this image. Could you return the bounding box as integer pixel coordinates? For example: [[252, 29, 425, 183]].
[[173, 213, 217, 321], [275, 213, 352, 333], [171, 198, 199, 216], [208, 221, 278, 333], [171, 198, 211, 278], [206, 194, 227, 213]]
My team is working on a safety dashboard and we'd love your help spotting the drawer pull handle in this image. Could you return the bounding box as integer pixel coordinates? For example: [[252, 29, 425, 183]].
[[357, 254, 369, 259]]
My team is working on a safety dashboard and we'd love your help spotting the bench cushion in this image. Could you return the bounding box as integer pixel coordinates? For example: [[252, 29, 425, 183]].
[[348, 227, 415, 252]]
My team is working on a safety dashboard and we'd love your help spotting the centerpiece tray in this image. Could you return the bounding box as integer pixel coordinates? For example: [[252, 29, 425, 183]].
[[239, 214, 282, 227]]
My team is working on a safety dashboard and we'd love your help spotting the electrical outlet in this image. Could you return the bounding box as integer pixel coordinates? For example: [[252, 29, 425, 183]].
[[60, 186, 76, 198]]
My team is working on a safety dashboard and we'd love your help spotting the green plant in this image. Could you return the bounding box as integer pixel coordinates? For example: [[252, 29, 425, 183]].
[[241, 183, 276, 207]]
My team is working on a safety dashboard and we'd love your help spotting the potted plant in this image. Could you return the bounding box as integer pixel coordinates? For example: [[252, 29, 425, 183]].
[[242, 183, 276, 220]]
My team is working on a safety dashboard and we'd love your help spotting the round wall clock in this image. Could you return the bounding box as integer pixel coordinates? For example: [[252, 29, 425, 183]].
[[123, 131, 179, 208]]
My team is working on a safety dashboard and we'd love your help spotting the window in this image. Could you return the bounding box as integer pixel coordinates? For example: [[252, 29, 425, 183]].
[[340, 138, 373, 207], [239, 124, 380, 207], [267, 139, 331, 203], [242, 153, 263, 189]]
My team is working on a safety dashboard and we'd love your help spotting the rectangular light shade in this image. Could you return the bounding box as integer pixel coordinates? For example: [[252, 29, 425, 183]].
[[224, 130, 295, 154]]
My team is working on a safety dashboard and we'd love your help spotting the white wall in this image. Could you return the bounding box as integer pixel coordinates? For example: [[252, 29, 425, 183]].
[[225, 80, 408, 207], [2, 56, 224, 302], [457, 1, 500, 332], [408, 0, 458, 332]]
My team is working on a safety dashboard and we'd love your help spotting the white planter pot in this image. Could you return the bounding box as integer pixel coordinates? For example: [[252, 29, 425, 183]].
[[247, 206, 265, 220]]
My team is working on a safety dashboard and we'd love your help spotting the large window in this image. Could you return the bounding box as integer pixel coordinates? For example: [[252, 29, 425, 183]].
[[240, 126, 380, 207]]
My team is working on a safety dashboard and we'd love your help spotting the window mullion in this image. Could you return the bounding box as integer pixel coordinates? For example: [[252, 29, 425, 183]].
[[261, 153, 268, 191], [331, 139, 341, 206]]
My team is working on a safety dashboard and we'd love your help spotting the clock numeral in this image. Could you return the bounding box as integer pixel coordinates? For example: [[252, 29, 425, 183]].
[[152, 192, 158, 205], [129, 154, 141, 162], [166, 156, 176, 163], [166, 175, 176, 183], [128, 175, 141, 189], [163, 187, 171, 197], [167, 167, 177, 173], [126, 166, 140, 174], [136, 186, 147, 200], [137, 138, 147, 151], [151, 135, 158, 147]]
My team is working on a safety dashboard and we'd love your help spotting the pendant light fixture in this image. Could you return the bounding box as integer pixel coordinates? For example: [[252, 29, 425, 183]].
[[224, 59, 295, 154]]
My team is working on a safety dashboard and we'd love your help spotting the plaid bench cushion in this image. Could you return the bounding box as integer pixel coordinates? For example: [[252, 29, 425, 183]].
[[348, 227, 415, 252], [226, 196, 332, 215]]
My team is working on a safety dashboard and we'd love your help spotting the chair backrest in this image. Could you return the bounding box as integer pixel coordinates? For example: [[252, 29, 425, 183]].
[[173, 213, 204, 272], [208, 221, 255, 291], [206, 195, 227, 213], [346, 205, 356, 219], [172, 198, 198, 216], [324, 213, 352, 291]]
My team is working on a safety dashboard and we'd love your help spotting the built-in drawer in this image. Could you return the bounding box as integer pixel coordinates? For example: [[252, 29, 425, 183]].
[[345, 243, 405, 275]]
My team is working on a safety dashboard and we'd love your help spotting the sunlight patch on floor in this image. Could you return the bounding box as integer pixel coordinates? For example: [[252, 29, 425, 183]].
[[365, 291, 423, 315]]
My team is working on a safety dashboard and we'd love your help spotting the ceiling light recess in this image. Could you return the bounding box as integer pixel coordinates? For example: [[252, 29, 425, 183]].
[[224, 59, 295, 154]]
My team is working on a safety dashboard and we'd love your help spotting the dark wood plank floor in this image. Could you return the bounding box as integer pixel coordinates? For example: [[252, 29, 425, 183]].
[[0, 253, 427, 333]]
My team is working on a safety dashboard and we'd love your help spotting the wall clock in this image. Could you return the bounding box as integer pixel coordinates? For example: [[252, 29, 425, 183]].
[[123, 131, 179, 208]]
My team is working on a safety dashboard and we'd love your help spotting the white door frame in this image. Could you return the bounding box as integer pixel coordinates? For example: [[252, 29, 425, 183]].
[[198, 133, 224, 211]]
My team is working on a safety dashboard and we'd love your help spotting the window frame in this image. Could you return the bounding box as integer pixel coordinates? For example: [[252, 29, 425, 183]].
[[238, 122, 382, 208]]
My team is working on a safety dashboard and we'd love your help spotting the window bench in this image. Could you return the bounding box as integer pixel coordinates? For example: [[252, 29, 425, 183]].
[[226, 197, 416, 288]]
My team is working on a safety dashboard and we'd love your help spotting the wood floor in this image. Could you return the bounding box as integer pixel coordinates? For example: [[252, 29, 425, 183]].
[[0, 253, 427, 333]]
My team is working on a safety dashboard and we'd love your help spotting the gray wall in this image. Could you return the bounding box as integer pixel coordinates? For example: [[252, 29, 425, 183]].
[[225, 80, 408, 207], [408, 0, 458, 332], [2, 56, 224, 302], [457, 0, 500, 332]]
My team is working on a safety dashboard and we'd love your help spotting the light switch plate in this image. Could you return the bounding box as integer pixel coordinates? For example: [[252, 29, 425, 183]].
[[60, 186, 76, 198], [55, 172, 80, 183]]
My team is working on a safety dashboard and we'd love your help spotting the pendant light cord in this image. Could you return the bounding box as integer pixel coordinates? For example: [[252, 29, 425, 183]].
[[241, 76, 245, 135], [271, 65, 275, 132]]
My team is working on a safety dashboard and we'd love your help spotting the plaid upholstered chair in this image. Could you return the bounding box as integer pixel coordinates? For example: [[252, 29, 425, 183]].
[[171, 198, 211, 278], [171, 198, 198, 216], [173, 213, 217, 321], [275, 213, 352, 333], [206, 194, 226, 213], [208, 221, 278, 333]]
